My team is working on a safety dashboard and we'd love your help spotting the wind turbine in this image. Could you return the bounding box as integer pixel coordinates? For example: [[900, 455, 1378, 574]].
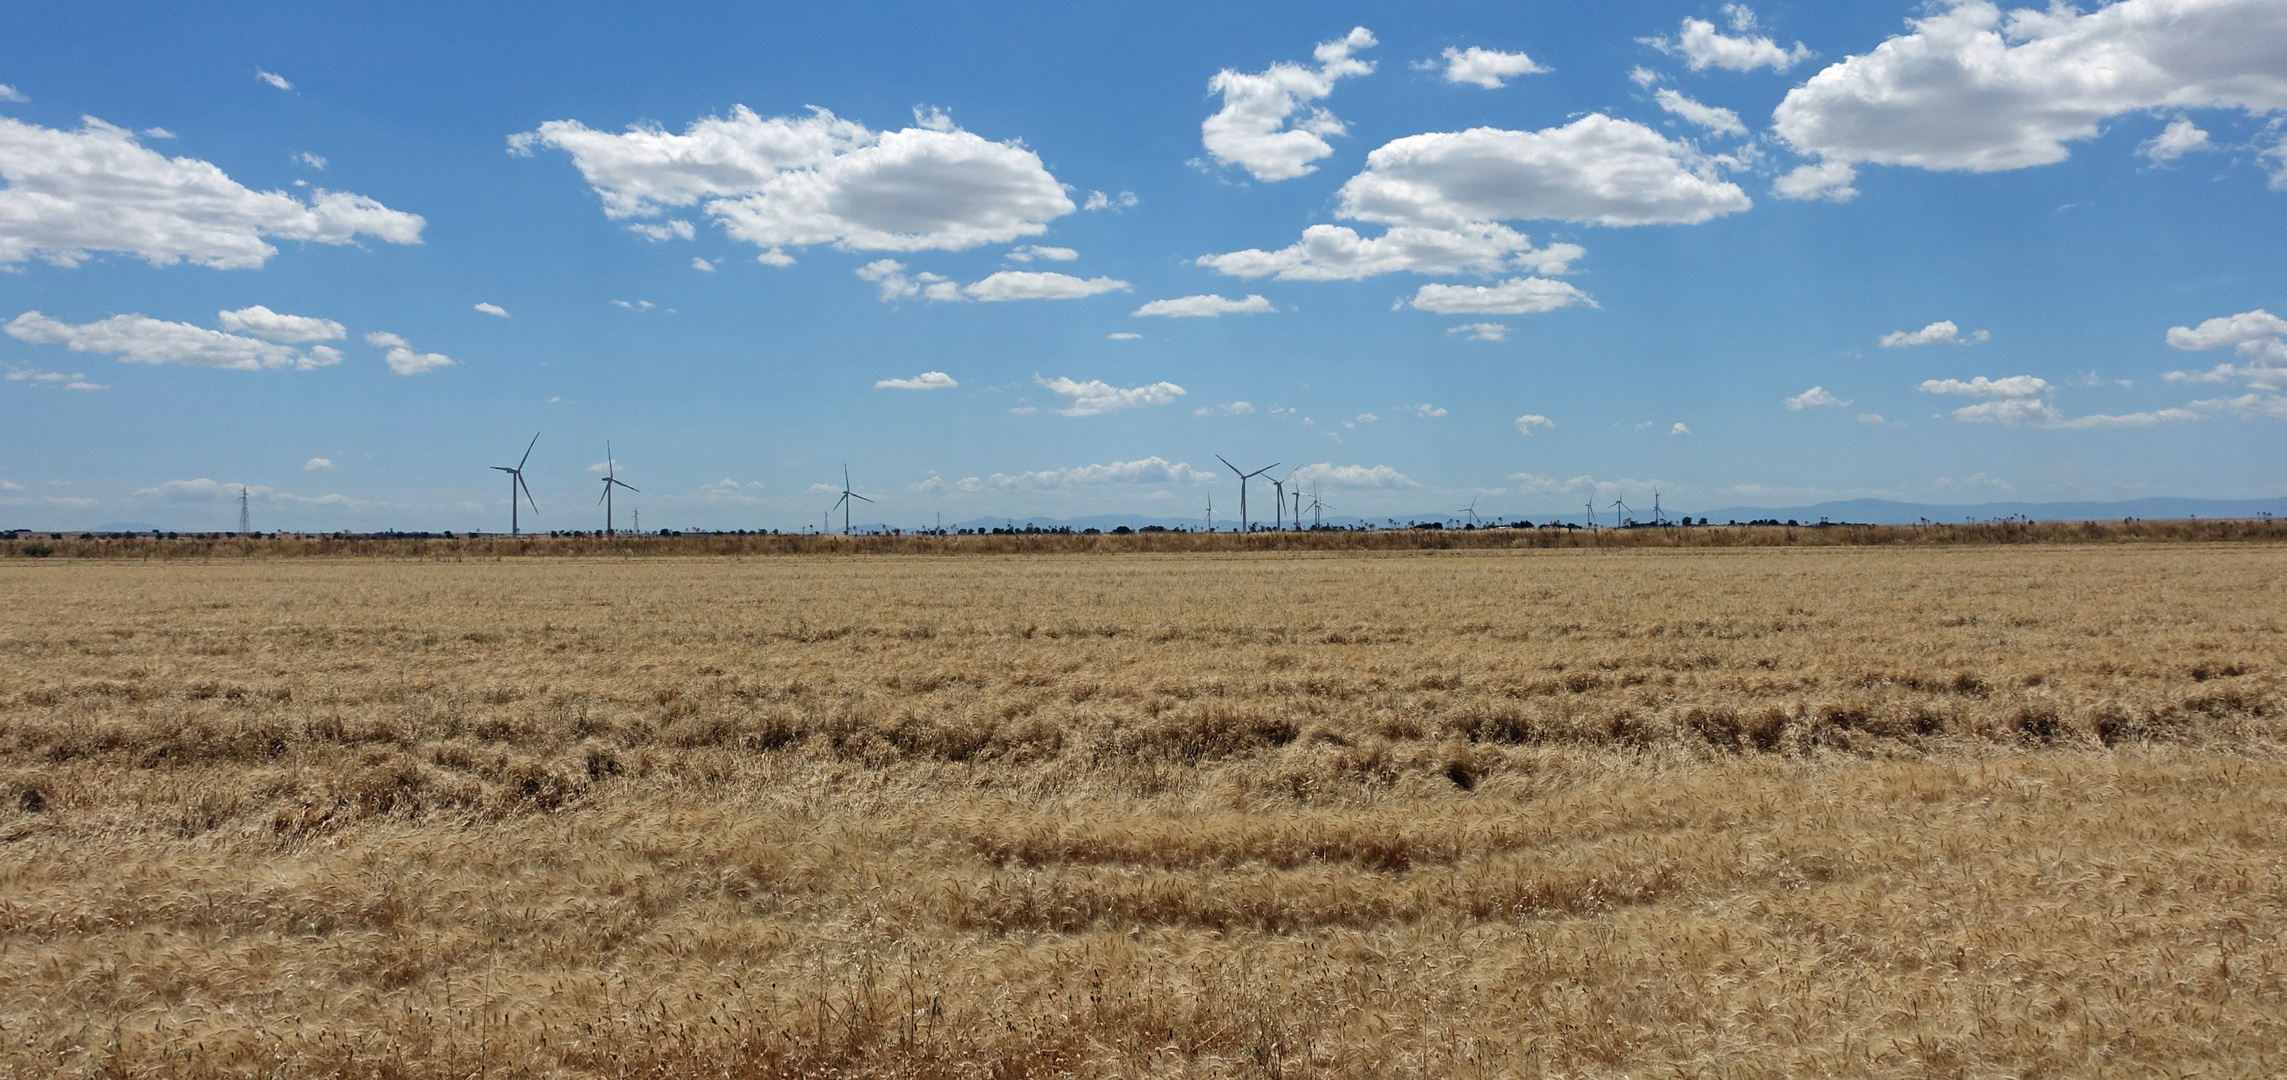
[[491, 433, 540, 536], [1268, 468, 1297, 531], [1609, 497, 1630, 527], [1204, 491, 1215, 532], [832, 465, 871, 535], [1306, 485, 1334, 529], [1459, 497, 1482, 528], [597, 442, 637, 534], [1293, 489, 1302, 530], [1586, 499, 1596, 529], [1216, 455, 1278, 533]]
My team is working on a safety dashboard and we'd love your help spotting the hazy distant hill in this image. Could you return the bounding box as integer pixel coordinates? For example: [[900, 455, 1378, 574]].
[[1683, 497, 2287, 526]]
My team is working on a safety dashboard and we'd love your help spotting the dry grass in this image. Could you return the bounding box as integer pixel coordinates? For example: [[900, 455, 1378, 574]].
[[2, 544, 2284, 1078]]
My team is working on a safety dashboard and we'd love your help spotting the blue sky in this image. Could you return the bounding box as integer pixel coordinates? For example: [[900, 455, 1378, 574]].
[[3, 0, 2283, 531]]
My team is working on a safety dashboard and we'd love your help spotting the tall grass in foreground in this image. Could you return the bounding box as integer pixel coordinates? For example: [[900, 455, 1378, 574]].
[[1, 545, 2283, 1077]]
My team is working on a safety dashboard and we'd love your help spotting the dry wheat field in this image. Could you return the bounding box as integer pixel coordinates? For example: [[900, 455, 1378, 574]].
[[3, 543, 2285, 1078]]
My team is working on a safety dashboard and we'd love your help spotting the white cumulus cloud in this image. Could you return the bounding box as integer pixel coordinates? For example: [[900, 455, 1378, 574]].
[[1643, 7, 1812, 72], [919, 457, 1219, 494], [628, 219, 696, 242], [2185, 392, 2287, 419], [474, 302, 509, 317], [304, 457, 334, 471], [1133, 294, 1275, 318], [876, 370, 958, 390], [1881, 320, 1989, 347], [1671, 422, 1693, 435], [1201, 26, 1378, 182], [856, 259, 961, 302], [1033, 374, 1186, 416], [1337, 115, 1753, 228], [1654, 89, 1746, 136], [1408, 277, 1595, 315], [964, 271, 1130, 302], [8, 311, 343, 371], [1772, 0, 2287, 178], [2166, 308, 2287, 351], [365, 330, 453, 376], [256, 69, 292, 91], [0, 85, 26, 103], [1108, 332, 1142, 340], [1784, 385, 1851, 409], [2163, 308, 2287, 389], [1429, 46, 1548, 89], [1195, 400, 1256, 416], [216, 305, 345, 343], [511, 105, 1075, 256], [1006, 245, 1077, 262], [4, 365, 106, 391], [1514, 413, 1555, 435], [1289, 462, 1418, 489], [1920, 374, 2062, 425], [2140, 117, 2214, 162], [1917, 374, 2210, 428], [1774, 160, 1860, 202], [1447, 322, 1508, 341], [856, 261, 1128, 303], [0, 115, 424, 269], [1198, 222, 1583, 281], [1197, 113, 1738, 285]]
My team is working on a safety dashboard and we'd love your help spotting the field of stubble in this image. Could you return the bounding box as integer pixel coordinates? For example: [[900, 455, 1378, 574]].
[[2, 544, 2285, 1078]]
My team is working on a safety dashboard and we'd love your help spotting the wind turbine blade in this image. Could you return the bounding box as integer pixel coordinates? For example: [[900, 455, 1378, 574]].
[[851, 492, 873, 503], [834, 493, 848, 511], [1217, 455, 1238, 472], [519, 473, 538, 512], [492, 466, 513, 473], [518, 432, 539, 471]]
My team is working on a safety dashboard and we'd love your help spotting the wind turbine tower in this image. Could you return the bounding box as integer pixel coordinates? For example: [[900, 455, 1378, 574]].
[[597, 442, 638, 535], [1268, 468, 1297, 531], [491, 432, 540, 536], [1216, 455, 1278, 533], [832, 465, 872, 535], [239, 486, 251, 535]]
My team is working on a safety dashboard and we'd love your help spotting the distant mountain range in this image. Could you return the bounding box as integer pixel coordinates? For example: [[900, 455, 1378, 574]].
[[1674, 497, 2287, 526]]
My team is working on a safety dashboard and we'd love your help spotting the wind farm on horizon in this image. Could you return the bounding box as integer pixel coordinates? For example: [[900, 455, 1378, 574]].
[[459, 437, 1660, 539]]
